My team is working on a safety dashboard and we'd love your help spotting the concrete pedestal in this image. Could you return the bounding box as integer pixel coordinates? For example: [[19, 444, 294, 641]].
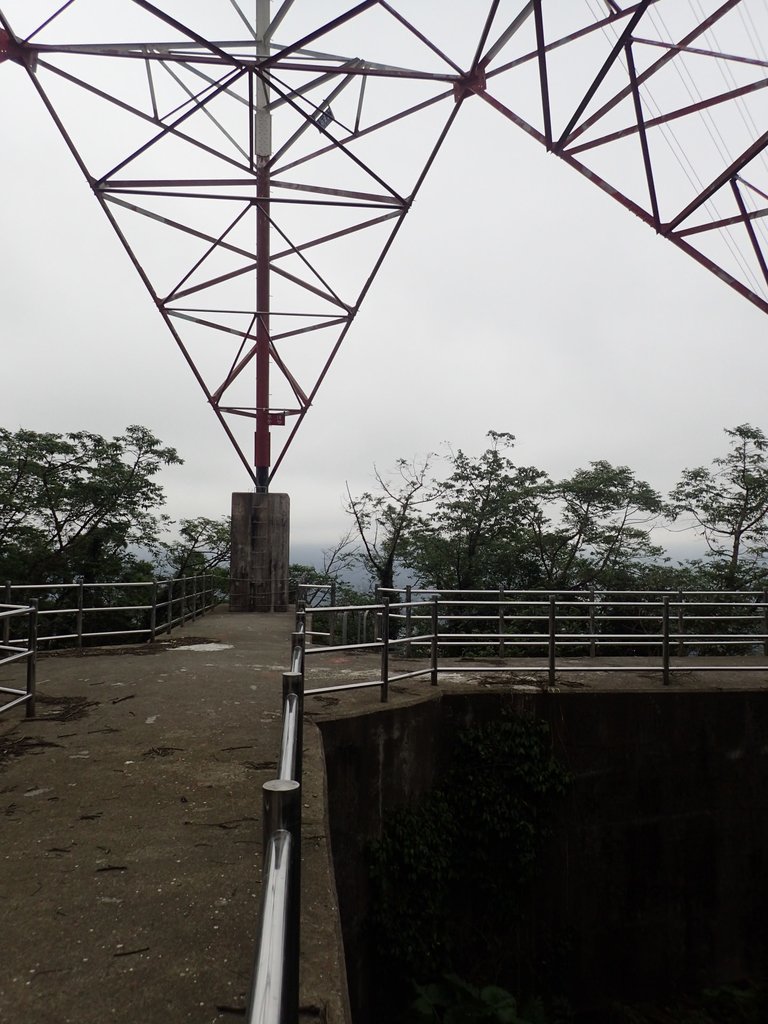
[[230, 492, 290, 612]]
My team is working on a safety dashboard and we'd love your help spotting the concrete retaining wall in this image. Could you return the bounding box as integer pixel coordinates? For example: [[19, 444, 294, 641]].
[[317, 690, 768, 1020]]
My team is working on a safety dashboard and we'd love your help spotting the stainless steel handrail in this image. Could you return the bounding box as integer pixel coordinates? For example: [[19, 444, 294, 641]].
[[299, 589, 768, 699], [278, 693, 300, 781], [2, 574, 218, 648], [0, 601, 37, 718], [247, 624, 306, 1024], [248, 588, 768, 1022], [248, 829, 294, 1024]]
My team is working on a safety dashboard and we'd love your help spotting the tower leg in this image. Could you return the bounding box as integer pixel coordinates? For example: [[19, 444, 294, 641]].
[[230, 493, 290, 612]]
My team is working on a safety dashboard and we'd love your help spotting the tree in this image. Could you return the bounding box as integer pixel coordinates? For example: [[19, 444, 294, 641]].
[[0, 425, 182, 582], [668, 423, 768, 588], [159, 516, 231, 578], [405, 433, 545, 590], [527, 460, 663, 589], [346, 456, 433, 592]]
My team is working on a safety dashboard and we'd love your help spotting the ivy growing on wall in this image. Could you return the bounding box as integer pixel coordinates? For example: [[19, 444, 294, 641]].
[[367, 710, 570, 1018]]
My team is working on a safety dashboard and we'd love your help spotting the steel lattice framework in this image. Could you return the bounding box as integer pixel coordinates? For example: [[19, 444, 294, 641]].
[[2, 1, 768, 488]]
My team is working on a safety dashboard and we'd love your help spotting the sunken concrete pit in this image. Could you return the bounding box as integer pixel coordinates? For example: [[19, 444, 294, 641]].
[[312, 687, 768, 1022]]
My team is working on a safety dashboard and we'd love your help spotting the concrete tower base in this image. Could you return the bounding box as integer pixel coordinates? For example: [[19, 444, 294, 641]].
[[230, 492, 290, 612]]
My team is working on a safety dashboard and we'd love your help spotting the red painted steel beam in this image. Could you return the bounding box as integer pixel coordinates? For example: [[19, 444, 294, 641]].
[[0, 28, 27, 66], [255, 159, 271, 492], [6, 0, 768, 487], [565, 0, 743, 146]]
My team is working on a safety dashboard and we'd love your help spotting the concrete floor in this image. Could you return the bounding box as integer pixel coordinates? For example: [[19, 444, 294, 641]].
[[2, 610, 767, 1024], [0, 611, 295, 1024]]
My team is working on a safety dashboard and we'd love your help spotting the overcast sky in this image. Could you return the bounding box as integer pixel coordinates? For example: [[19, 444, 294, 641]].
[[1, 1, 767, 567]]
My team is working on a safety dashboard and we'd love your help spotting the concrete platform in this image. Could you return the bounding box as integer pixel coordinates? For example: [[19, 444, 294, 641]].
[[0, 610, 346, 1024], [2, 610, 768, 1024]]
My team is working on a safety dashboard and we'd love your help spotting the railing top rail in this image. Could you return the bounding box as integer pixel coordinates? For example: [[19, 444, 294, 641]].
[[8, 574, 209, 592], [247, 828, 293, 1024], [74, 580, 155, 589], [278, 692, 301, 782], [290, 647, 303, 676], [378, 587, 767, 597], [305, 598, 768, 617], [305, 602, 387, 614]]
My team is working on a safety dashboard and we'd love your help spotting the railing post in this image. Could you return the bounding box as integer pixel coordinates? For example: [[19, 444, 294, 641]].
[[150, 581, 158, 642], [328, 581, 336, 647], [76, 580, 84, 652], [341, 611, 348, 646], [548, 595, 557, 687], [404, 584, 412, 657], [662, 596, 671, 686], [589, 590, 596, 658], [430, 595, 439, 686], [3, 581, 11, 646], [374, 586, 381, 640], [181, 576, 188, 625], [677, 588, 685, 656], [380, 598, 390, 703], [294, 608, 306, 660], [167, 580, 173, 633], [25, 599, 38, 719], [191, 576, 198, 622], [294, 605, 305, 635], [497, 585, 505, 658], [763, 589, 768, 658]]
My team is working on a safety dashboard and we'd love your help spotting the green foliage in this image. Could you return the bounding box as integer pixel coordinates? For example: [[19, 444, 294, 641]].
[[368, 712, 570, 1012], [529, 460, 663, 590], [610, 982, 768, 1023], [346, 456, 433, 590], [343, 423, 768, 595], [0, 424, 181, 583], [159, 516, 230, 577], [289, 562, 364, 606], [159, 516, 230, 600], [668, 424, 768, 588], [405, 432, 545, 591], [412, 975, 547, 1024], [349, 433, 666, 595], [412, 977, 573, 1024]]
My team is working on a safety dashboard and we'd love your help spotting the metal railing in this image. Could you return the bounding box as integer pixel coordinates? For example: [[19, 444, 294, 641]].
[[301, 588, 768, 697], [0, 601, 38, 718], [247, 622, 305, 1024], [1, 574, 218, 649], [296, 581, 336, 608], [247, 586, 768, 1023]]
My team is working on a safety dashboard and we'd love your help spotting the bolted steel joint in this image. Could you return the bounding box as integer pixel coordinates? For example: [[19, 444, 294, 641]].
[[453, 67, 487, 103], [0, 30, 36, 70]]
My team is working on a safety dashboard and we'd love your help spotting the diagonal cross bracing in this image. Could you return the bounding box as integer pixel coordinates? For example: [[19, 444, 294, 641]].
[[2, 1, 768, 486]]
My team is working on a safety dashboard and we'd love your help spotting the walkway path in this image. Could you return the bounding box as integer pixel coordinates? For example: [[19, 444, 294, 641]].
[[0, 610, 295, 1024], [3, 608, 768, 1024]]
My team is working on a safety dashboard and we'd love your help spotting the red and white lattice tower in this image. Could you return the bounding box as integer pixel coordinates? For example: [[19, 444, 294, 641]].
[[3, 1, 768, 602]]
